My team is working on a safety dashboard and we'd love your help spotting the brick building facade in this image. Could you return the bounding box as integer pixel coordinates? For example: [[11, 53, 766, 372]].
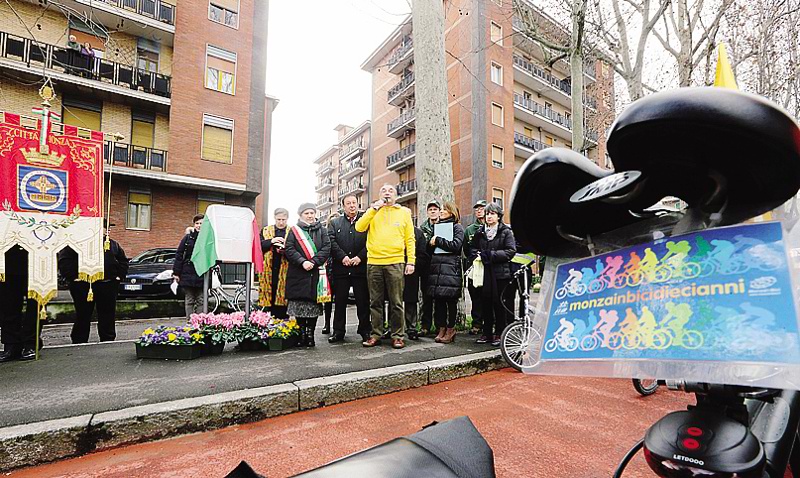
[[0, 0, 275, 256], [361, 0, 614, 223]]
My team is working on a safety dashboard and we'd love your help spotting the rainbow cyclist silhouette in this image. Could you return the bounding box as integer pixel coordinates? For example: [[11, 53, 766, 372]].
[[654, 240, 701, 281], [581, 309, 621, 350], [588, 254, 624, 293], [659, 302, 703, 349], [617, 307, 641, 349], [545, 317, 579, 352], [555, 268, 587, 299], [627, 247, 660, 286]]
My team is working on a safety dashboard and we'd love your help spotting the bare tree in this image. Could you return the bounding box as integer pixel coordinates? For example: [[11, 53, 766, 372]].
[[588, 0, 669, 101], [513, 0, 590, 152], [652, 0, 734, 87]]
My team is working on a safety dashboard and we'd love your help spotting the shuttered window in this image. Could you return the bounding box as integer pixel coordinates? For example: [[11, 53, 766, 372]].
[[205, 45, 236, 94], [62, 105, 101, 131], [201, 114, 234, 164], [131, 119, 154, 148], [198, 192, 225, 214], [491, 145, 504, 169]]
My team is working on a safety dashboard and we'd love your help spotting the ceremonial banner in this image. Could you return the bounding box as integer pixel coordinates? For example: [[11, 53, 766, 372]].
[[0, 111, 105, 306], [541, 222, 799, 365]]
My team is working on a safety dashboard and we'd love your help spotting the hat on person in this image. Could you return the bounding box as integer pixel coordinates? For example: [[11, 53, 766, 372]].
[[426, 199, 442, 209], [473, 199, 488, 208], [298, 202, 317, 215]]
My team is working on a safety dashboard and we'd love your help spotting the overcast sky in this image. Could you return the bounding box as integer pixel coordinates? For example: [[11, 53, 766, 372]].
[[265, 0, 411, 224]]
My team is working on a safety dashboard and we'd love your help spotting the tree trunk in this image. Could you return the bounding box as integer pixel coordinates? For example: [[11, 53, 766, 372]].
[[412, 0, 455, 216], [570, 0, 586, 151]]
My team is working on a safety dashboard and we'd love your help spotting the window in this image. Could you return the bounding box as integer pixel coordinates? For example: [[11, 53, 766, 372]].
[[62, 99, 101, 131], [490, 22, 503, 45], [198, 191, 225, 214], [127, 187, 152, 230], [544, 135, 554, 146], [544, 101, 553, 110], [492, 188, 505, 209], [491, 145, 504, 169], [131, 112, 155, 148], [209, 0, 239, 28], [491, 103, 504, 127], [523, 91, 532, 101], [523, 126, 533, 138], [205, 45, 237, 95], [202, 114, 234, 164], [490, 62, 503, 85], [137, 49, 159, 73]]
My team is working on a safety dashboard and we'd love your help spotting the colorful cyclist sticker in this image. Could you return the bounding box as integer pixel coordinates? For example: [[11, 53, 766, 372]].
[[542, 222, 800, 364]]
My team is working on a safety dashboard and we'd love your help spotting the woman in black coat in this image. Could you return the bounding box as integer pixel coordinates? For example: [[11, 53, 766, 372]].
[[173, 214, 205, 318], [427, 201, 464, 344], [284, 203, 331, 347], [466, 203, 516, 346]]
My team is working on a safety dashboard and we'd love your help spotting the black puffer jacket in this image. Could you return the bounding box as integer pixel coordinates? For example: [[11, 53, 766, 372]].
[[404, 226, 429, 303], [284, 220, 331, 302], [173, 231, 203, 288], [426, 218, 464, 299], [467, 222, 516, 299]]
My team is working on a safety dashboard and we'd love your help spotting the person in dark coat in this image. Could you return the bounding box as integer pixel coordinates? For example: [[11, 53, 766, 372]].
[[328, 194, 370, 343], [427, 201, 464, 344], [404, 225, 428, 340], [258, 208, 290, 319], [466, 203, 516, 346], [322, 212, 340, 335], [58, 231, 129, 343], [418, 200, 440, 336], [284, 203, 332, 347], [173, 214, 205, 318], [0, 246, 39, 362]]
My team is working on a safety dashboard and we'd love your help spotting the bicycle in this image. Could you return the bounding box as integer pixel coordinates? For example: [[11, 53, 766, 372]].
[[500, 262, 544, 372], [206, 265, 261, 313], [632, 378, 660, 396], [509, 87, 800, 477]]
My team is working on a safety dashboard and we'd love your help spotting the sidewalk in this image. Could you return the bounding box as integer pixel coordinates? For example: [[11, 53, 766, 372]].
[[0, 306, 507, 471]]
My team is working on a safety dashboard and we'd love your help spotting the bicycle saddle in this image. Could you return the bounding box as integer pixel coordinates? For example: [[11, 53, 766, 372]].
[[510, 87, 800, 257]]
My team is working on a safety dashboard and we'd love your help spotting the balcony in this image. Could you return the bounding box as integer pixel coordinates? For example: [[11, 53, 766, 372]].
[[388, 35, 413, 75], [339, 140, 366, 162], [512, 55, 596, 111], [512, 16, 596, 83], [315, 178, 334, 193], [513, 93, 598, 144], [396, 178, 417, 202], [104, 141, 167, 171], [386, 143, 416, 171], [0, 32, 171, 106], [387, 72, 415, 106], [513, 131, 549, 159], [317, 162, 334, 175], [387, 109, 415, 139], [339, 181, 366, 197], [339, 160, 366, 181], [317, 196, 335, 209]]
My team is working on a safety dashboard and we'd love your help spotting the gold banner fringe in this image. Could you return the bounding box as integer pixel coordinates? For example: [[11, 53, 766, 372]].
[[0, 273, 5, 282], [78, 271, 105, 302]]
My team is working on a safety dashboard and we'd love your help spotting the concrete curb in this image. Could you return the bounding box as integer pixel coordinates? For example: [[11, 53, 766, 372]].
[[0, 350, 505, 472]]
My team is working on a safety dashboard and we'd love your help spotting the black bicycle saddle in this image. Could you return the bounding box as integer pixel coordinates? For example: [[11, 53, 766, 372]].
[[509, 147, 646, 257], [510, 87, 800, 257]]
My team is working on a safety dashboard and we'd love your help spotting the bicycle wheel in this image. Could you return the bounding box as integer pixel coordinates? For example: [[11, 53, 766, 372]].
[[565, 336, 579, 352], [653, 265, 672, 283], [588, 278, 606, 294], [208, 290, 221, 314], [612, 274, 628, 289], [622, 332, 641, 350], [580, 334, 599, 351], [632, 378, 659, 396], [651, 330, 672, 350], [607, 333, 624, 350], [573, 282, 588, 296], [500, 321, 541, 372], [680, 330, 704, 350], [544, 337, 558, 353], [555, 287, 568, 300], [682, 261, 702, 279]]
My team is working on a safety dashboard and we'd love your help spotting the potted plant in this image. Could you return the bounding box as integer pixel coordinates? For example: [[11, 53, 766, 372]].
[[247, 311, 301, 351], [189, 311, 244, 355], [136, 325, 204, 360]]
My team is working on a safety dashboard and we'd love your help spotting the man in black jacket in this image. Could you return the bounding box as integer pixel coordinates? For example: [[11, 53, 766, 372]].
[[0, 245, 38, 362], [327, 194, 370, 343], [403, 226, 429, 340], [58, 227, 129, 343]]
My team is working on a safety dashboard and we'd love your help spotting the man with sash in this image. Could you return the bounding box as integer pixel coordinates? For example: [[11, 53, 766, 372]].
[[259, 208, 290, 319], [356, 184, 416, 349], [284, 203, 331, 347]]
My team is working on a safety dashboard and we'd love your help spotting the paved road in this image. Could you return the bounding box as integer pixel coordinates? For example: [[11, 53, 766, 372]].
[[0, 306, 495, 428], [9, 370, 698, 478]]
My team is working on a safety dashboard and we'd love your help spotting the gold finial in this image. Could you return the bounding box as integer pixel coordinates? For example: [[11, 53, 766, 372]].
[[113, 132, 125, 142], [39, 83, 55, 103]]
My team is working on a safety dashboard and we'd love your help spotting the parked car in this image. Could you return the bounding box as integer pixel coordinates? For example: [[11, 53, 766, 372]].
[[118, 248, 181, 299]]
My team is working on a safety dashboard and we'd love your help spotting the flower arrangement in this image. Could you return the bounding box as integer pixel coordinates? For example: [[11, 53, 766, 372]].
[[245, 310, 300, 343], [190, 311, 246, 345], [138, 325, 204, 346]]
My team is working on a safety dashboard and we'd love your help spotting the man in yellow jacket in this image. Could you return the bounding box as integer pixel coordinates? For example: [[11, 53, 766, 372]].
[[356, 183, 416, 349]]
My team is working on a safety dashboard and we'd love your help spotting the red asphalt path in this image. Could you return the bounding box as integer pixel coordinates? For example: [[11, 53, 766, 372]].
[[10, 370, 699, 478]]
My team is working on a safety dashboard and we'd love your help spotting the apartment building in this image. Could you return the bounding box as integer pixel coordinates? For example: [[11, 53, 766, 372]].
[[361, 0, 614, 222], [0, 0, 273, 255], [313, 121, 371, 221]]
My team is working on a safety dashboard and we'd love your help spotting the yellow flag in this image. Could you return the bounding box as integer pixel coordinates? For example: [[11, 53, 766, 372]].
[[714, 42, 738, 90]]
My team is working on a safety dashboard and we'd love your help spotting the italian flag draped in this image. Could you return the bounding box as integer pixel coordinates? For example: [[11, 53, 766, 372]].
[[192, 205, 264, 276], [291, 225, 332, 304]]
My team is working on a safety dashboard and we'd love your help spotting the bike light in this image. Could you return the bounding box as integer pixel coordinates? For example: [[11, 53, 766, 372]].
[[643, 410, 765, 478]]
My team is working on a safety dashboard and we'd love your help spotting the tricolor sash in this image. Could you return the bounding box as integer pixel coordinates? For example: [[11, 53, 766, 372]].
[[291, 225, 332, 303]]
